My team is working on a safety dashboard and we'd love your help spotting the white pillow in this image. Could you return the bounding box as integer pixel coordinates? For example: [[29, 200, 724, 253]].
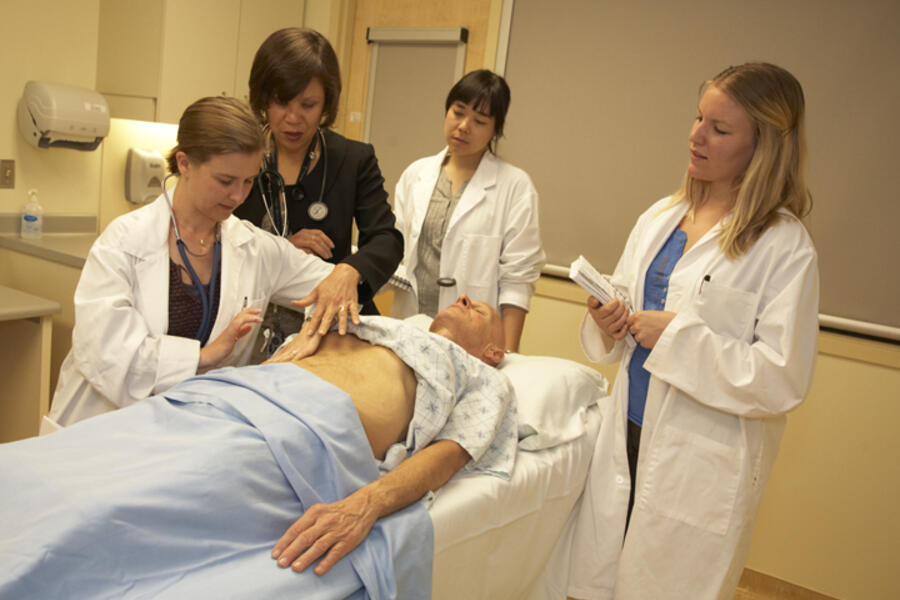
[[402, 313, 435, 331], [500, 353, 609, 451]]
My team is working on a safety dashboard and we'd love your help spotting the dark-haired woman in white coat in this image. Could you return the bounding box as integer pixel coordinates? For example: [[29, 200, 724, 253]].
[[390, 70, 544, 352]]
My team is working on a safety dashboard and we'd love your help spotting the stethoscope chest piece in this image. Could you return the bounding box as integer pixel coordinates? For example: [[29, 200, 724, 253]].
[[308, 200, 328, 221], [260, 128, 329, 233]]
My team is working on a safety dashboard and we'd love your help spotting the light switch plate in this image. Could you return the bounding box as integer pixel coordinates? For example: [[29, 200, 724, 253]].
[[0, 160, 14, 188]]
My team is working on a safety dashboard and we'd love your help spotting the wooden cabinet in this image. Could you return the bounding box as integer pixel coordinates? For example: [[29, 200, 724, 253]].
[[97, 0, 305, 123], [0, 286, 59, 442]]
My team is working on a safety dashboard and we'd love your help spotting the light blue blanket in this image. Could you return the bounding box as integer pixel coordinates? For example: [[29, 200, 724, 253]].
[[0, 364, 432, 599]]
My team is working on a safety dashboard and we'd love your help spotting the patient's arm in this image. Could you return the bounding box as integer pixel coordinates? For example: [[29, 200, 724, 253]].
[[272, 439, 470, 575]]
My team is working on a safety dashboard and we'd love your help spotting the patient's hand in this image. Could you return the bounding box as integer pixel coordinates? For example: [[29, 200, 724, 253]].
[[272, 491, 378, 576], [263, 319, 322, 363], [272, 440, 469, 575]]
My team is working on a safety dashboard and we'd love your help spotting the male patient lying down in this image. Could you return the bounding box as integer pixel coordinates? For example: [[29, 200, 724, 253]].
[[0, 295, 516, 600]]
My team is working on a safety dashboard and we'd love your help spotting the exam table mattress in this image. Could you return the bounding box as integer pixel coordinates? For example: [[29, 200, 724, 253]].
[[430, 405, 602, 599]]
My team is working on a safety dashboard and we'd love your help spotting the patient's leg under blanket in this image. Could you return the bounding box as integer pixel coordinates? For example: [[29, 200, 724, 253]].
[[0, 364, 432, 600]]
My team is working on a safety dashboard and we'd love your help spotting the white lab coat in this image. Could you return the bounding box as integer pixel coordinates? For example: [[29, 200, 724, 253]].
[[390, 149, 545, 316], [49, 193, 333, 426], [567, 197, 819, 600]]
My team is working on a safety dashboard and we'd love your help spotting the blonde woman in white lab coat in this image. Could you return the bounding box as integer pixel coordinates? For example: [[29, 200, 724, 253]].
[[567, 63, 820, 600], [390, 70, 545, 351], [49, 97, 335, 427]]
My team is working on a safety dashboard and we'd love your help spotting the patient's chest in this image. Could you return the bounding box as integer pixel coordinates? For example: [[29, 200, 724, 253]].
[[295, 333, 417, 460]]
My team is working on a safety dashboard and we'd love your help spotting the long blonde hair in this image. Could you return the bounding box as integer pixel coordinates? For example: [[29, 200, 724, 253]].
[[676, 63, 812, 258]]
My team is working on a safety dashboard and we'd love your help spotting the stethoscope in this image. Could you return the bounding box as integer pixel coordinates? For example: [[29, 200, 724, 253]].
[[163, 174, 221, 346], [257, 128, 329, 237]]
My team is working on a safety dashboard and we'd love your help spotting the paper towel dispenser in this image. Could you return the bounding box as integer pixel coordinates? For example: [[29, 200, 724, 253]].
[[17, 81, 110, 151]]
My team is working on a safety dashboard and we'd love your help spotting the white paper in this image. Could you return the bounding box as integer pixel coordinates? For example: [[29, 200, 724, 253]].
[[569, 255, 636, 347], [569, 256, 632, 310]]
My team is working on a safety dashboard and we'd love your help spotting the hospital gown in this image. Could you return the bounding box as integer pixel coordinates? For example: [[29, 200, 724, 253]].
[[348, 316, 517, 477]]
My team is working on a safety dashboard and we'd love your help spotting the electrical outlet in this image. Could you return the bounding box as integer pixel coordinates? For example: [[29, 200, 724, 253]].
[[0, 160, 14, 189]]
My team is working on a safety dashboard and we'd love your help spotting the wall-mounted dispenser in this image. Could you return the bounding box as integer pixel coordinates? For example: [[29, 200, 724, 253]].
[[18, 81, 110, 151], [125, 148, 166, 205]]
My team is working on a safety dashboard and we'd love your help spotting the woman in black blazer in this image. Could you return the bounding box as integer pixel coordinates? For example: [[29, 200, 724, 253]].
[[234, 28, 402, 354]]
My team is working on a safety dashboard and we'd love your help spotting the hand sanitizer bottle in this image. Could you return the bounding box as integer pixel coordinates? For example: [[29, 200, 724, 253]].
[[21, 189, 43, 240]]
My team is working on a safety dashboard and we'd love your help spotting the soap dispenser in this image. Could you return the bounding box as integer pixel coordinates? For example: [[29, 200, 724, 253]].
[[126, 148, 166, 204], [21, 189, 43, 239]]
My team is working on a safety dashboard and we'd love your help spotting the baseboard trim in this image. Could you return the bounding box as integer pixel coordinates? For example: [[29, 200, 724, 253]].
[[739, 568, 839, 599]]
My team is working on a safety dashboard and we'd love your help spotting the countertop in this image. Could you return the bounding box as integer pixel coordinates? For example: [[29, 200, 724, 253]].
[[0, 214, 98, 268], [0, 233, 96, 269], [0, 284, 60, 321]]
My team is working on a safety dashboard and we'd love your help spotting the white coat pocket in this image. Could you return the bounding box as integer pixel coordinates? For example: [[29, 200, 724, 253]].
[[639, 424, 741, 535], [459, 234, 501, 284], [456, 233, 501, 305], [695, 281, 756, 340]]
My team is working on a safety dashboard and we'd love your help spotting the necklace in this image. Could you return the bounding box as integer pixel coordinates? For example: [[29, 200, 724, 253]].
[[184, 240, 210, 257], [171, 222, 215, 257]]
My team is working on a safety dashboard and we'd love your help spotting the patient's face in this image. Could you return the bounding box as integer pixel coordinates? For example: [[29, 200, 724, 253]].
[[430, 295, 505, 362]]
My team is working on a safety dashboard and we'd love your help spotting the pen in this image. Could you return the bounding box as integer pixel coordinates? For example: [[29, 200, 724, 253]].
[[242, 296, 248, 310], [700, 274, 711, 295]]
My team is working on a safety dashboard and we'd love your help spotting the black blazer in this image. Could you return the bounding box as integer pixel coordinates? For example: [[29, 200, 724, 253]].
[[235, 129, 403, 313]]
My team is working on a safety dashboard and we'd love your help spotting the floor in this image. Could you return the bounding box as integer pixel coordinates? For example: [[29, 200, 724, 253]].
[[568, 591, 770, 600], [566, 573, 835, 600]]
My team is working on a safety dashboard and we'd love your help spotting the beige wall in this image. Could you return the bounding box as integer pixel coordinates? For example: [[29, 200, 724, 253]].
[[0, 0, 101, 392], [98, 118, 177, 231], [749, 336, 900, 600], [0, 0, 101, 216], [521, 278, 900, 600], [0, 2, 178, 222]]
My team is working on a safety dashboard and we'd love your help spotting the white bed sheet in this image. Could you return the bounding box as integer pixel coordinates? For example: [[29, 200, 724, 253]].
[[430, 404, 602, 599]]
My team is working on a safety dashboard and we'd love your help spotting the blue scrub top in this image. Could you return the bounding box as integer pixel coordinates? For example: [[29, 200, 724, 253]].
[[627, 227, 686, 426]]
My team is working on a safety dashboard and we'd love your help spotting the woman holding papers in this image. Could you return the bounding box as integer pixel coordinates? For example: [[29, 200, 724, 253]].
[[390, 70, 545, 352], [568, 63, 819, 600]]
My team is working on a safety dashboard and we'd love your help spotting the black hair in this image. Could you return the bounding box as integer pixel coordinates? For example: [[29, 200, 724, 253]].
[[445, 70, 511, 149]]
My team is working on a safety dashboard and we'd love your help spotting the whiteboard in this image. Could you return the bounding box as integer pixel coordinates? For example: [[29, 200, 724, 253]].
[[499, 0, 900, 338]]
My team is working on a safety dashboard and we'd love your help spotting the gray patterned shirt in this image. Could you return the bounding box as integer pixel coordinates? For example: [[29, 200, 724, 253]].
[[414, 168, 469, 316]]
